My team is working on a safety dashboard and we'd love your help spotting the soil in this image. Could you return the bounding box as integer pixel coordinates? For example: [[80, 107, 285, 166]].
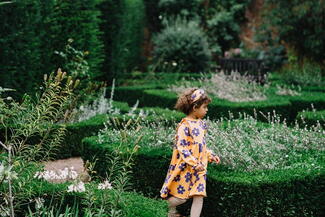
[[42, 157, 88, 183]]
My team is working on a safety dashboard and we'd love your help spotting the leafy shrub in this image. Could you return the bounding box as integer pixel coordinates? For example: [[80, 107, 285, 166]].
[[260, 0, 325, 64], [152, 17, 212, 73]]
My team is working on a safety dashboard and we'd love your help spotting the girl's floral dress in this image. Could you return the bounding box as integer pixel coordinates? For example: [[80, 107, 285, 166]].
[[160, 117, 216, 199]]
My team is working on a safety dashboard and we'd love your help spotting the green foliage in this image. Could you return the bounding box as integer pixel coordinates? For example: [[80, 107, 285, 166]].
[[82, 123, 324, 216], [0, 162, 168, 217], [0, 69, 77, 161], [297, 109, 325, 128], [158, 0, 201, 17], [152, 17, 212, 73], [54, 39, 90, 80], [0, 70, 78, 216], [47, 0, 104, 80], [0, 0, 105, 98], [99, 0, 145, 80], [260, 0, 325, 65], [0, 0, 43, 97], [110, 84, 325, 123], [279, 62, 324, 87], [203, 0, 251, 54]]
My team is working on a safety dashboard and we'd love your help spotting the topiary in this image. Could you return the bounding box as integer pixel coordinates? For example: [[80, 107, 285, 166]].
[[152, 17, 212, 73]]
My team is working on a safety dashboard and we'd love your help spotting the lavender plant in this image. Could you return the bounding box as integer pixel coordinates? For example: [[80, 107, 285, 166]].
[[168, 71, 301, 102], [98, 112, 324, 173]]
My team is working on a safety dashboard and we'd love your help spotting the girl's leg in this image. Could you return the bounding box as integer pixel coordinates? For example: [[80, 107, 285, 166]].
[[167, 196, 187, 217], [190, 196, 203, 217]]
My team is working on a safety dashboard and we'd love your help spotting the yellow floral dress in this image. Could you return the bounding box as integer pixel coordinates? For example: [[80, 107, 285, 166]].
[[160, 117, 216, 199]]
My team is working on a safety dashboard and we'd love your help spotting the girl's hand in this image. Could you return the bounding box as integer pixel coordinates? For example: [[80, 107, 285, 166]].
[[212, 155, 220, 164], [194, 164, 205, 171]]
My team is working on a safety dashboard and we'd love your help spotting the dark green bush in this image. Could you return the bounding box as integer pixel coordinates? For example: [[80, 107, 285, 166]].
[[260, 0, 325, 64], [99, 0, 145, 80], [0, 0, 105, 97], [0, 0, 43, 97], [152, 18, 212, 73], [81, 135, 325, 217]]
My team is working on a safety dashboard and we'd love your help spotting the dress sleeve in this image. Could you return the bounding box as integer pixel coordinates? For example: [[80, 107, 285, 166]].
[[176, 123, 199, 168]]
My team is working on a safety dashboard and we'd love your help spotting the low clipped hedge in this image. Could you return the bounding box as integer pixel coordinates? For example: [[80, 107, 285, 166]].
[[297, 110, 325, 127], [111, 87, 325, 123], [0, 163, 167, 217], [81, 135, 325, 217], [57, 106, 184, 159]]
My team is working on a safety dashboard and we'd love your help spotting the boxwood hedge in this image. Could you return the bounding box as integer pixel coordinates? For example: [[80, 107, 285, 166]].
[[81, 135, 325, 217]]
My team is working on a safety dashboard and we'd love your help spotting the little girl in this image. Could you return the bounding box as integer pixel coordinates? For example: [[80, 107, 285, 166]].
[[160, 88, 220, 217]]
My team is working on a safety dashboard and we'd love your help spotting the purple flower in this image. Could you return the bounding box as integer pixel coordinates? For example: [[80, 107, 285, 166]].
[[161, 186, 170, 195], [197, 183, 205, 192], [184, 127, 191, 136], [191, 94, 197, 99], [193, 171, 200, 181], [192, 128, 200, 136], [164, 175, 171, 184], [182, 150, 190, 158], [200, 120, 208, 130], [178, 163, 187, 171], [173, 175, 181, 182], [168, 164, 176, 172], [199, 143, 203, 153], [177, 185, 186, 194], [180, 139, 190, 147], [185, 172, 192, 183]]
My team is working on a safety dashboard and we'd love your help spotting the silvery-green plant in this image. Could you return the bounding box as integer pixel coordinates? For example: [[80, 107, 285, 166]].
[[98, 111, 324, 172], [169, 71, 268, 102], [71, 79, 120, 123]]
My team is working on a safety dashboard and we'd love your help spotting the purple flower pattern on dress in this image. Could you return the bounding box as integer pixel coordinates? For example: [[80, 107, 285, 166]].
[[197, 183, 205, 192], [178, 162, 187, 171], [199, 143, 203, 153], [192, 128, 200, 136], [193, 171, 200, 181], [173, 175, 181, 182], [164, 174, 171, 184], [180, 139, 190, 147], [168, 164, 176, 172], [200, 120, 208, 130], [161, 186, 170, 195], [182, 150, 190, 158], [185, 172, 192, 183], [177, 185, 186, 194], [184, 127, 190, 136]]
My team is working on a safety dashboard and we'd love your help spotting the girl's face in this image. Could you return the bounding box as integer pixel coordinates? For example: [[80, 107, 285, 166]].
[[192, 102, 208, 119]]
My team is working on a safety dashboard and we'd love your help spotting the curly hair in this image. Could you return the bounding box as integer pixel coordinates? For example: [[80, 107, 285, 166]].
[[174, 88, 212, 115]]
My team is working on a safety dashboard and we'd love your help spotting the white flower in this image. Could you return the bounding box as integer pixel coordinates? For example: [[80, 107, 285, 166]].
[[98, 180, 113, 190], [34, 167, 79, 181], [35, 197, 45, 209], [67, 181, 85, 193]]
